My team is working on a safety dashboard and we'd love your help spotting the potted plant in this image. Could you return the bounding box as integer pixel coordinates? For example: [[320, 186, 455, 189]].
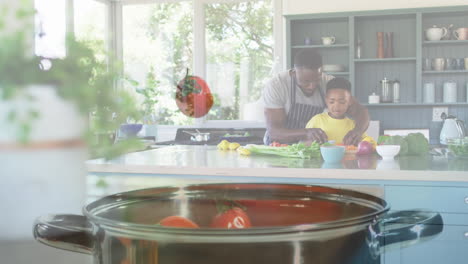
[[0, 4, 140, 240]]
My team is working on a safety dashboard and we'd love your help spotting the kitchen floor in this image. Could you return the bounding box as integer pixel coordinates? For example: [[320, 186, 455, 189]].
[[0, 240, 93, 264]]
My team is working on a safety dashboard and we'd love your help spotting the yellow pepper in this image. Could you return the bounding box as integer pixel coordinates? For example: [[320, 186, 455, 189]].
[[237, 147, 251, 156], [217, 140, 230, 151], [228, 142, 241, 150]]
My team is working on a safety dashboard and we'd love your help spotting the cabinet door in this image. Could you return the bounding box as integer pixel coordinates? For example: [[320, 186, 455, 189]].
[[385, 185, 468, 213], [384, 225, 468, 264]]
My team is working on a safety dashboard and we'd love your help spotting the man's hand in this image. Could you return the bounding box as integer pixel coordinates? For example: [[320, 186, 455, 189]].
[[343, 129, 362, 146], [305, 128, 328, 144]]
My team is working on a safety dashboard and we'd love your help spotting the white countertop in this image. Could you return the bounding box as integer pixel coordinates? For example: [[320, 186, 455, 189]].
[[87, 145, 468, 182]]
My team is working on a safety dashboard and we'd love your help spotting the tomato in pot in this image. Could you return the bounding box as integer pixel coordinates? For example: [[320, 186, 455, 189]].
[[210, 207, 252, 229], [175, 69, 214, 118], [158, 215, 200, 228]]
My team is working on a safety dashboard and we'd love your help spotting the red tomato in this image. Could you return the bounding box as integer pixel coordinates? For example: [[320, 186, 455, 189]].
[[280, 144, 288, 147], [158, 216, 200, 228], [175, 69, 214, 118], [210, 207, 252, 229]]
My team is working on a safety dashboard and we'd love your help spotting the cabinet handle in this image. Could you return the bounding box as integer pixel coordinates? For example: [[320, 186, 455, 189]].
[[465, 197, 468, 204], [465, 232, 468, 238]]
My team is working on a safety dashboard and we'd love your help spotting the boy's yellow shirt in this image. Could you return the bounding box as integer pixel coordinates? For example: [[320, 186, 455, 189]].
[[306, 112, 374, 145]]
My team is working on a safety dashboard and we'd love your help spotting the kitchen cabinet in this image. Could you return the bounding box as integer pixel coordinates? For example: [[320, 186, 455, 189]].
[[383, 224, 468, 264], [285, 6, 468, 105], [383, 184, 468, 263]]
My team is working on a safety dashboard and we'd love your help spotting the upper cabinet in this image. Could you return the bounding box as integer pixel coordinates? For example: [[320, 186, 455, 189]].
[[285, 6, 468, 106]]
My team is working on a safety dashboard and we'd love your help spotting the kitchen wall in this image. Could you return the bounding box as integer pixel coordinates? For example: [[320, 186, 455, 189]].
[[370, 106, 468, 144], [283, 0, 468, 15]]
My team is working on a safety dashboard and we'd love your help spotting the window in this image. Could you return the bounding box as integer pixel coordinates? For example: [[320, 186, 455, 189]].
[[122, 1, 195, 125], [121, 0, 275, 125], [73, 0, 108, 61], [34, 0, 107, 60], [205, 1, 273, 121], [35, 0, 66, 58], [34, 0, 279, 125]]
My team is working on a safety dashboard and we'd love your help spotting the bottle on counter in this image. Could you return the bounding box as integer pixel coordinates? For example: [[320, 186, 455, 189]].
[[356, 36, 362, 59], [377, 32, 385, 58], [385, 32, 394, 58], [466, 82, 468, 103], [392, 80, 400, 103]]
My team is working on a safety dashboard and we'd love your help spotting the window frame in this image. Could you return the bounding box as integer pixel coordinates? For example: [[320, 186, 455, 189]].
[[87, 0, 283, 127]]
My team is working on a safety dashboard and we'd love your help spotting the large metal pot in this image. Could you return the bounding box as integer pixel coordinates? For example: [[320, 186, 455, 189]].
[[34, 183, 442, 264]]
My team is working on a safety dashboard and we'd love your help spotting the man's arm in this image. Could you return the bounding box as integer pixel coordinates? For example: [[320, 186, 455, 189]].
[[265, 108, 327, 143], [343, 96, 370, 145]]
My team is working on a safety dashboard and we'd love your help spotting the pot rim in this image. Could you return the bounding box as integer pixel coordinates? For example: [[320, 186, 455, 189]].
[[83, 183, 390, 241]]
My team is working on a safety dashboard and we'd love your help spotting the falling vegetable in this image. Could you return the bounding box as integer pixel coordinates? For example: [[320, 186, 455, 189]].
[[175, 68, 214, 118]]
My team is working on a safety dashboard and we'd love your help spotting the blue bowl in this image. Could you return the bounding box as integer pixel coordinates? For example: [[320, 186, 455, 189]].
[[120, 124, 143, 137], [320, 146, 345, 163]]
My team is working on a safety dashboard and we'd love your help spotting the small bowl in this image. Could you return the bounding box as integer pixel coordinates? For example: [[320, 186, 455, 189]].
[[376, 145, 401, 160], [120, 124, 143, 137], [320, 146, 345, 163]]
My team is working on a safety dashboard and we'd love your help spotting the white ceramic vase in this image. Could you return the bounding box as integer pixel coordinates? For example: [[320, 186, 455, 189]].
[[0, 85, 87, 240]]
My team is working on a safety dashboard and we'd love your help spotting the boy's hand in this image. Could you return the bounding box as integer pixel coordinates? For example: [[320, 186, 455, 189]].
[[305, 128, 327, 144], [343, 129, 361, 146]]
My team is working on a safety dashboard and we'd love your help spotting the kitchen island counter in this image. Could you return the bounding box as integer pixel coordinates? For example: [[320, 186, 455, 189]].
[[86, 145, 468, 264], [87, 145, 468, 182]]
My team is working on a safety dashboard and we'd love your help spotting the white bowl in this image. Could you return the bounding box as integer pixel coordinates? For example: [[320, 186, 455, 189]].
[[322, 64, 345, 72], [376, 145, 401, 160]]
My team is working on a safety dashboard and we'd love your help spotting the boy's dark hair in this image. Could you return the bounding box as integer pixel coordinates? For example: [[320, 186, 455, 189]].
[[293, 49, 322, 70], [326, 77, 351, 93]]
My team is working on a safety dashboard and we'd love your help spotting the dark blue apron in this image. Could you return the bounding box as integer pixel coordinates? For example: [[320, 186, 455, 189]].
[[264, 74, 326, 145]]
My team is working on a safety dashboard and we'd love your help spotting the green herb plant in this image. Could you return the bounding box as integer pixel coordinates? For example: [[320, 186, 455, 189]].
[[0, 4, 141, 159], [126, 66, 161, 124]]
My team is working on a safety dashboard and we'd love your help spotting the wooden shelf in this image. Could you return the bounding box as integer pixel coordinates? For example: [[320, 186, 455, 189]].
[[354, 57, 417, 62], [423, 70, 468, 74], [292, 44, 349, 49], [363, 103, 468, 106], [423, 40, 468, 45], [323, 71, 349, 76], [363, 103, 421, 107]]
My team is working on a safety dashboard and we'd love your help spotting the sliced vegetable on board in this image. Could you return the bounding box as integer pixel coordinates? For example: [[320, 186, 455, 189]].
[[245, 142, 321, 159]]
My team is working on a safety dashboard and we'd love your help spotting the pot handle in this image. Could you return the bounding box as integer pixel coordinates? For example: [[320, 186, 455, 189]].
[[33, 214, 94, 255], [368, 210, 443, 257]]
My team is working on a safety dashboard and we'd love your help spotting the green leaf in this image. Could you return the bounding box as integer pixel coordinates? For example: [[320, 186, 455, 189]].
[[7, 110, 16, 122]]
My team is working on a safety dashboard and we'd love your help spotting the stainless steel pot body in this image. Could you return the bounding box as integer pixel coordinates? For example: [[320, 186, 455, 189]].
[[34, 183, 443, 264]]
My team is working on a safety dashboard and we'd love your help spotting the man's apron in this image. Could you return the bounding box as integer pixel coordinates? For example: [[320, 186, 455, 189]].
[[264, 75, 326, 145]]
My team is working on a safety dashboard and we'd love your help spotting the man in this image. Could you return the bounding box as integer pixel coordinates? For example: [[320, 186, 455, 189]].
[[263, 49, 369, 145]]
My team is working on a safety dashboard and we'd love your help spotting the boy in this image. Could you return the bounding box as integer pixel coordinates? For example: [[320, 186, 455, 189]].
[[305, 77, 374, 145]]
